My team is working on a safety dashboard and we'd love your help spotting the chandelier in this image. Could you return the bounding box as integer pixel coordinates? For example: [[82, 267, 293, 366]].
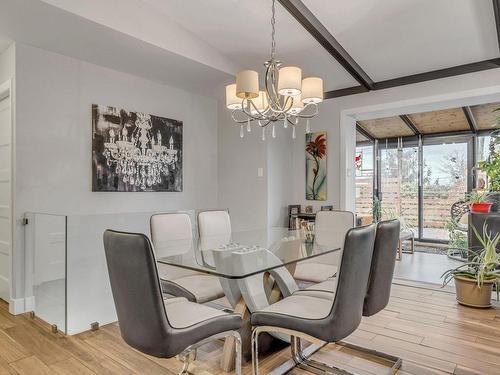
[[103, 112, 178, 190], [225, 0, 324, 140]]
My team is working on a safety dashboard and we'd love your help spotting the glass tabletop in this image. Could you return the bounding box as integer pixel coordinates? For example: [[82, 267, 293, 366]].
[[155, 227, 341, 279]]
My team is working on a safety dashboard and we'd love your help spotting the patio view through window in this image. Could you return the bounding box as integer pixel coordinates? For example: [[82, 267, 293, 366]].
[[356, 138, 471, 243]]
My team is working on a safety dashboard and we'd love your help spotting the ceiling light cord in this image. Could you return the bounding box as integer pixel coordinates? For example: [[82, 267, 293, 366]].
[[271, 0, 276, 60]]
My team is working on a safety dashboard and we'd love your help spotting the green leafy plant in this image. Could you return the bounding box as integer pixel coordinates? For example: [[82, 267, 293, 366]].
[[477, 108, 500, 191], [444, 218, 467, 251], [466, 190, 488, 204], [441, 223, 500, 289]]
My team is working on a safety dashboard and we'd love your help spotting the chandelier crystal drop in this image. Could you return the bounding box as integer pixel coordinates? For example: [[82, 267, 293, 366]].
[[225, 0, 323, 140], [103, 112, 178, 190]]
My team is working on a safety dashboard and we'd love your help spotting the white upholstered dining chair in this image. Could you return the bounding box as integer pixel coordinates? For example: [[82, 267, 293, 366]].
[[293, 210, 354, 284], [150, 213, 225, 304], [197, 210, 242, 307]]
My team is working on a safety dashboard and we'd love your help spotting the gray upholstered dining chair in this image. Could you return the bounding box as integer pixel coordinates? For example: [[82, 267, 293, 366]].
[[103, 230, 242, 375], [150, 213, 225, 303], [251, 224, 376, 375], [291, 219, 402, 373], [293, 210, 354, 283]]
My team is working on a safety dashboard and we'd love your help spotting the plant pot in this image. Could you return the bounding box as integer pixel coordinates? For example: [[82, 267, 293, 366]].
[[454, 275, 494, 308], [469, 202, 493, 213]]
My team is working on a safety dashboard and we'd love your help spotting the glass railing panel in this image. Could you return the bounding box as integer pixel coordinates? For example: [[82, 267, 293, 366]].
[[24, 212, 67, 333], [65, 210, 195, 334]]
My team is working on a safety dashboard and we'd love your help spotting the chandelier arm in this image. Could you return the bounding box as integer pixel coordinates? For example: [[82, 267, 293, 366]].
[[244, 99, 268, 118], [265, 62, 285, 112], [295, 104, 319, 119], [230, 109, 260, 124], [269, 95, 293, 115], [258, 119, 272, 128]]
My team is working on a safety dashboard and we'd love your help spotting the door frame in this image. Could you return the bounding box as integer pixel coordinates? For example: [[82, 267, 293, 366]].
[[0, 79, 13, 309]]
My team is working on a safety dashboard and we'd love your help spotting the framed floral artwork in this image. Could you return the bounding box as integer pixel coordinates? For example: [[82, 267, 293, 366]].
[[305, 131, 327, 200]]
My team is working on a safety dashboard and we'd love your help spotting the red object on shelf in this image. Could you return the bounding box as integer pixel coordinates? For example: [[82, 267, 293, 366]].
[[470, 202, 493, 213]]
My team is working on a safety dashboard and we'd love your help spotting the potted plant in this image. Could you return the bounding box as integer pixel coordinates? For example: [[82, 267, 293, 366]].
[[467, 190, 493, 213], [441, 224, 500, 308]]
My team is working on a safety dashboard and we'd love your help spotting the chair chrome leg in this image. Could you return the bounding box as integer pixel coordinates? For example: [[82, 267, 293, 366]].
[[335, 341, 402, 375], [177, 330, 242, 375], [253, 327, 402, 375], [301, 341, 402, 375], [251, 328, 260, 375], [291, 337, 345, 375], [233, 331, 242, 375], [178, 353, 191, 375]]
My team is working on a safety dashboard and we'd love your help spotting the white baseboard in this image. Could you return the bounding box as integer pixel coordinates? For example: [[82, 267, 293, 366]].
[[9, 297, 26, 315], [8, 296, 35, 315]]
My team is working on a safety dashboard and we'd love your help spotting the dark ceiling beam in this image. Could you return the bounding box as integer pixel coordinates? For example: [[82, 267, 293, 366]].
[[278, 0, 374, 90], [400, 115, 420, 136], [494, 0, 500, 52], [462, 106, 478, 133], [324, 85, 369, 99], [356, 123, 375, 141], [324, 58, 500, 99], [373, 58, 500, 91]]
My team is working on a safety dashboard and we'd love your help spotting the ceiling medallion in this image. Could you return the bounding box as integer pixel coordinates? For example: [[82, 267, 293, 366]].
[[225, 0, 324, 140]]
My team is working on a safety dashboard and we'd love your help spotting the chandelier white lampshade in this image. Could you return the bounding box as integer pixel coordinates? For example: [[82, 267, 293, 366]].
[[289, 95, 304, 115], [277, 66, 302, 96], [251, 91, 269, 114], [301, 77, 324, 104], [236, 70, 259, 99], [225, 84, 242, 109]]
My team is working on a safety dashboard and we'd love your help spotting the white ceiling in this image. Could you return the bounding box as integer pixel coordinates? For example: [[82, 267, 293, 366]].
[[1, 0, 499, 97], [0, 0, 232, 96], [142, 0, 359, 91], [303, 0, 499, 81]]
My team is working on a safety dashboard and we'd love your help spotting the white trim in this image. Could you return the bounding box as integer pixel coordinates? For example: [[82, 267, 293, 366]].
[[339, 113, 356, 212], [339, 84, 500, 210], [9, 297, 26, 315], [0, 79, 13, 309]]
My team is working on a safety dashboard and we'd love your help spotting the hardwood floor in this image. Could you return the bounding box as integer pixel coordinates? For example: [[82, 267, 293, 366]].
[[0, 283, 499, 374]]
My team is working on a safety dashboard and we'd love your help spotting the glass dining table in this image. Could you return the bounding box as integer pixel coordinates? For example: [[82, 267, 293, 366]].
[[155, 227, 341, 372]]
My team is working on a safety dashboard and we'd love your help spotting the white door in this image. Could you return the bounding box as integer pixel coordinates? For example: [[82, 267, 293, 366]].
[[0, 93, 11, 302]]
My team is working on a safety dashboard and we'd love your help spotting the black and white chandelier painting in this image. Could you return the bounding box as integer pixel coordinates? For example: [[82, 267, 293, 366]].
[[92, 104, 183, 192]]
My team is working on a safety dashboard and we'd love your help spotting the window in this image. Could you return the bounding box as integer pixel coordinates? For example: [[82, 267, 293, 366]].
[[355, 143, 374, 224]]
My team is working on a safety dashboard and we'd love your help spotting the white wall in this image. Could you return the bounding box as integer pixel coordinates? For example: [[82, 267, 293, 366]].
[[217, 101, 296, 231], [292, 68, 500, 211], [13, 44, 219, 306], [217, 101, 268, 231], [267, 125, 294, 227]]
